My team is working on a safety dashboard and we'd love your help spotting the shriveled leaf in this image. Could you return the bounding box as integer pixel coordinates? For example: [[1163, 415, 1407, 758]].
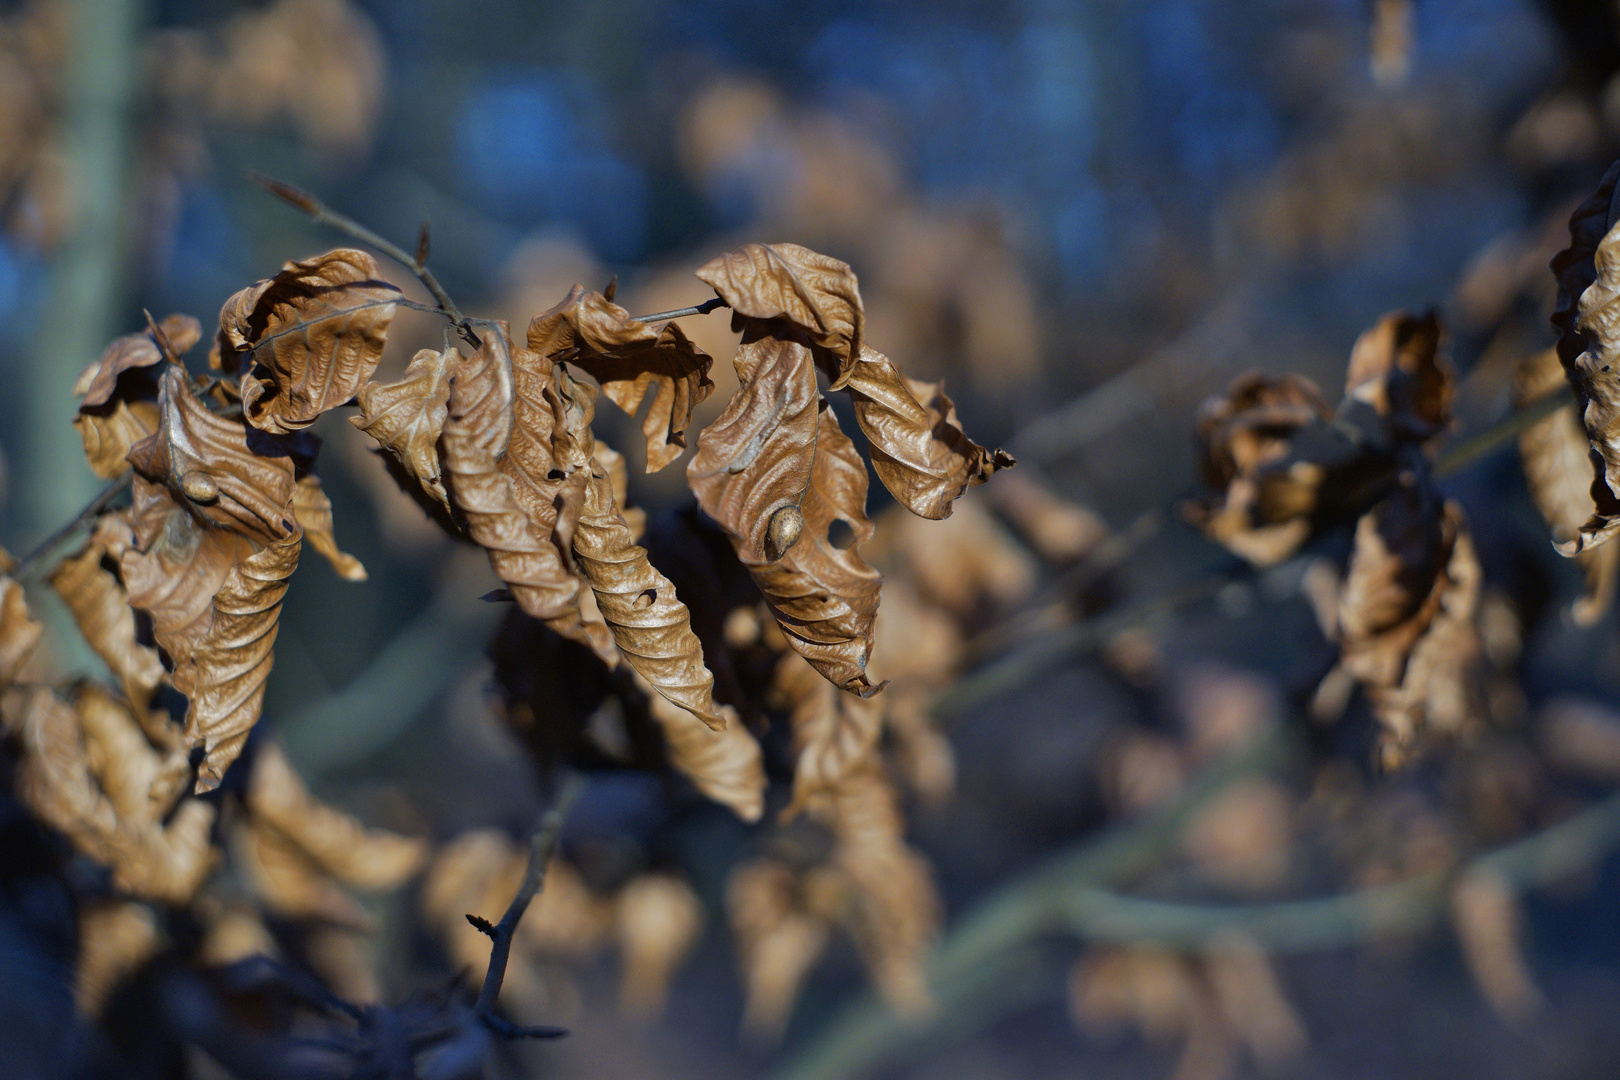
[[128, 366, 300, 546], [175, 535, 302, 791], [635, 672, 765, 822], [74, 400, 161, 480], [349, 345, 453, 510], [776, 652, 884, 817], [845, 346, 1013, 519], [292, 474, 366, 581], [696, 242, 864, 386], [76, 900, 161, 1016], [49, 516, 167, 712], [727, 858, 832, 1042], [227, 248, 401, 434], [0, 572, 42, 693], [744, 404, 885, 696], [74, 313, 200, 409], [574, 470, 728, 729], [71, 679, 174, 829], [1551, 209, 1620, 554], [1342, 310, 1452, 441], [247, 741, 426, 889], [121, 478, 257, 670], [1516, 348, 1617, 625], [237, 818, 370, 926], [527, 285, 714, 472], [1550, 159, 1620, 374], [615, 874, 704, 1018], [441, 328, 612, 660], [688, 331, 820, 563]]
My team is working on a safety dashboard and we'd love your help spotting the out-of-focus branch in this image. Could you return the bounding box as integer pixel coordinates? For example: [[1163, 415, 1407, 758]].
[[10, 475, 129, 579]]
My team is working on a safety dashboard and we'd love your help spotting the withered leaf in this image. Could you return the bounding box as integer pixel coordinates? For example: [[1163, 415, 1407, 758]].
[[1342, 310, 1452, 441], [72, 315, 201, 480], [574, 471, 728, 729], [237, 818, 370, 927], [292, 474, 367, 581], [441, 328, 611, 659], [776, 653, 884, 817], [1516, 348, 1618, 625], [0, 572, 42, 693], [696, 243, 864, 386], [634, 672, 765, 822], [349, 345, 453, 510], [615, 874, 704, 1018], [1551, 160, 1620, 374], [845, 346, 1013, 519], [72, 682, 178, 826], [527, 285, 714, 472], [75, 401, 160, 480], [74, 313, 201, 409], [174, 535, 302, 791], [49, 516, 166, 713], [727, 858, 832, 1042], [745, 404, 885, 697], [121, 478, 257, 670], [688, 330, 820, 564], [226, 248, 401, 434], [1551, 206, 1620, 555], [128, 366, 299, 546]]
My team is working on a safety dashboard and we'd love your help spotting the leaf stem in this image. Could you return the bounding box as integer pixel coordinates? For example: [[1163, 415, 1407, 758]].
[[10, 474, 131, 580], [252, 174, 482, 349]]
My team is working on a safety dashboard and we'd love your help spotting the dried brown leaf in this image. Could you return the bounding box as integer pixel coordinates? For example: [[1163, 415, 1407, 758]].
[[635, 672, 765, 821], [845, 346, 1013, 519], [0, 573, 42, 693], [1343, 310, 1452, 440], [175, 535, 301, 791], [74, 314, 200, 408], [128, 366, 300, 546], [237, 818, 370, 926], [696, 242, 864, 386], [776, 652, 884, 817], [74, 401, 161, 480], [225, 248, 400, 434], [76, 899, 161, 1016], [292, 474, 366, 581], [574, 470, 728, 729], [49, 517, 166, 712], [727, 858, 831, 1041], [527, 285, 714, 471], [349, 345, 453, 510], [1516, 348, 1618, 624], [615, 873, 704, 1018]]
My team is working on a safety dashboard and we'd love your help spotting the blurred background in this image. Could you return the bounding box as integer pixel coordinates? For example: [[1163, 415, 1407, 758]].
[[10, 0, 1620, 1077]]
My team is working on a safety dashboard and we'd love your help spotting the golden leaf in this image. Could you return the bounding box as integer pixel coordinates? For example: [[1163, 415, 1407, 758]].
[[0, 572, 42, 693], [1515, 348, 1617, 625], [575, 470, 728, 728], [845, 346, 1013, 519], [687, 331, 820, 564], [1342, 310, 1452, 440], [614, 873, 704, 1018], [128, 366, 300, 546], [71, 315, 200, 479], [696, 242, 865, 386], [73, 314, 200, 408], [292, 473, 366, 581], [74, 401, 161, 480], [441, 327, 613, 661], [76, 900, 161, 1017], [174, 535, 302, 791], [776, 652, 884, 818], [726, 857, 834, 1042], [349, 345, 453, 510], [527, 285, 714, 472], [635, 672, 765, 822], [225, 248, 401, 434], [49, 516, 166, 713]]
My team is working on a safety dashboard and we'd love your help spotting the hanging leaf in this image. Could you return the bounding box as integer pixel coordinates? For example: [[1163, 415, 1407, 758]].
[[1516, 348, 1617, 625], [0, 570, 42, 693], [633, 672, 765, 822], [49, 516, 167, 713], [128, 366, 300, 546], [76, 401, 161, 480], [174, 535, 302, 791], [349, 345, 453, 510], [845, 345, 1013, 519], [727, 858, 833, 1042], [527, 285, 714, 472], [292, 474, 367, 581], [688, 330, 820, 564], [225, 248, 401, 434], [615, 874, 704, 1018], [441, 327, 612, 660], [775, 652, 884, 817], [573, 470, 728, 729], [1342, 310, 1452, 442], [72, 315, 200, 480], [1551, 160, 1620, 374], [696, 242, 865, 386], [74, 314, 200, 409]]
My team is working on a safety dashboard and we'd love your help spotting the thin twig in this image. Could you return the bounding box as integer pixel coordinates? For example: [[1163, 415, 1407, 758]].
[[473, 774, 586, 1028], [252, 174, 482, 349], [11, 475, 131, 579], [1433, 386, 1567, 478], [634, 296, 728, 323]]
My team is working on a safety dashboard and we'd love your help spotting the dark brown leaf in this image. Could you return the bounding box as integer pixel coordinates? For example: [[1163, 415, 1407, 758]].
[[1342, 310, 1452, 441], [527, 285, 714, 472], [225, 248, 401, 434], [349, 345, 453, 510]]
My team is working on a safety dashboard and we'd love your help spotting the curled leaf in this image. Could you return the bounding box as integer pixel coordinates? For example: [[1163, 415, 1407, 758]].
[[776, 652, 884, 817], [634, 672, 765, 822], [527, 285, 714, 472], [688, 331, 820, 564], [128, 366, 300, 546], [615, 874, 704, 1018], [75, 401, 161, 480], [292, 474, 367, 581], [225, 248, 401, 434], [175, 535, 302, 791], [845, 346, 1013, 519], [0, 572, 42, 693], [574, 471, 727, 729], [1516, 349, 1617, 625], [49, 516, 166, 714], [74, 314, 200, 409], [72, 315, 200, 479], [349, 345, 453, 510], [1342, 310, 1452, 441]]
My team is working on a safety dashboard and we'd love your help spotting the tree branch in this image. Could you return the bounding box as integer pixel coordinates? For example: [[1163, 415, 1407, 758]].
[[10, 475, 131, 580], [634, 296, 728, 323]]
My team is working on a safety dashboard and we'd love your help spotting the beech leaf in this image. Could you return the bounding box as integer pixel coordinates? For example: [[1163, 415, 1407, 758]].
[[349, 345, 453, 510], [527, 285, 714, 472], [1342, 310, 1452, 442], [845, 346, 1013, 519], [0, 572, 42, 693], [696, 242, 865, 387], [776, 652, 884, 817], [292, 474, 367, 581], [1551, 206, 1620, 555], [49, 516, 167, 713], [225, 248, 401, 434], [635, 673, 765, 822]]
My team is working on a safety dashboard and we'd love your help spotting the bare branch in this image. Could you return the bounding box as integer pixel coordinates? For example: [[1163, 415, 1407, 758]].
[[12, 475, 131, 580], [634, 296, 728, 323], [251, 174, 482, 349]]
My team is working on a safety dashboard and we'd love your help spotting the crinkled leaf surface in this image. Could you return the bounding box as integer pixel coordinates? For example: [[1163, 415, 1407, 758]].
[[350, 345, 453, 510], [292, 474, 366, 581], [634, 672, 764, 822], [49, 516, 166, 711]]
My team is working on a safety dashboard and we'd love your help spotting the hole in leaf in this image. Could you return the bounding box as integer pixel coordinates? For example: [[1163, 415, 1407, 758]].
[[828, 518, 857, 550], [634, 588, 657, 609]]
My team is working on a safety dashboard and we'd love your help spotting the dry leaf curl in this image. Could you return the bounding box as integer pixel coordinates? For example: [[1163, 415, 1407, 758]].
[[72, 314, 201, 479], [49, 515, 167, 714], [349, 345, 453, 510], [1342, 310, 1451, 442]]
